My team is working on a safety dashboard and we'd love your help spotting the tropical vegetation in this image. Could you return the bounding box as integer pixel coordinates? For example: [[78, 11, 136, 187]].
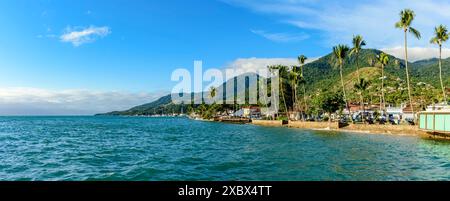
[[102, 9, 449, 124]]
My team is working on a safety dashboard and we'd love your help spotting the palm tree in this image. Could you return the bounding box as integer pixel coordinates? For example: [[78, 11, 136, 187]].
[[268, 66, 278, 117], [279, 65, 289, 118], [395, 9, 421, 122], [268, 66, 275, 105], [349, 35, 366, 118], [430, 24, 449, 103], [354, 78, 370, 123], [198, 103, 207, 116], [332, 45, 350, 119], [289, 69, 298, 112], [349, 35, 367, 81], [209, 86, 217, 103], [259, 77, 268, 108], [377, 53, 390, 113], [298, 55, 308, 119]]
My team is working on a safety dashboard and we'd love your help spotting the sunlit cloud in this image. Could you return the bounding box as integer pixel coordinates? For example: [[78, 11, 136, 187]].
[[225, 57, 317, 76], [251, 29, 309, 42], [224, 0, 450, 58], [382, 46, 450, 62], [60, 26, 111, 46]]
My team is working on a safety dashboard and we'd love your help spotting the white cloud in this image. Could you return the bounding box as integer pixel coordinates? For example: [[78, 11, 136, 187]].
[[224, 57, 317, 76], [251, 29, 309, 42], [0, 87, 166, 115], [382, 46, 450, 62], [224, 0, 450, 50], [60, 26, 111, 46]]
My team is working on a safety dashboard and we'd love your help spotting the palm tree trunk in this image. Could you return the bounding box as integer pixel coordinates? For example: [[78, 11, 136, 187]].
[[356, 54, 361, 82], [379, 95, 382, 113], [301, 65, 307, 121], [294, 83, 297, 112], [439, 45, 447, 103], [356, 54, 364, 123], [269, 71, 278, 119], [303, 83, 307, 121], [280, 79, 288, 119], [340, 62, 350, 121], [262, 85, 267, 109], [381, 65, 385, 114], [295, 83, 303, 121], [404, 30, 415, 123], [295, 82, 301, 120], [292, 81, 296, 119], [362, 94, 366, 123], [360, 93, 365, 123]]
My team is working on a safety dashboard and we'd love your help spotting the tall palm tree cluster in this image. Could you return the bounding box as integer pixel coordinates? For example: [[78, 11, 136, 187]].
[[267, 55, 309, 120], [267, 9, 448, 123], [190, 9, 448, 123]]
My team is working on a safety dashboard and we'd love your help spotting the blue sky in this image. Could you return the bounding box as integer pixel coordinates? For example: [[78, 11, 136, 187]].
[[1, 0, 450, 115], [0, 0, 324, 92]]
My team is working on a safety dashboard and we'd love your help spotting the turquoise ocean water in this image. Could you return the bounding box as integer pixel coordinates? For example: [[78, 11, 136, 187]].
[[0, 116, 449, 181]]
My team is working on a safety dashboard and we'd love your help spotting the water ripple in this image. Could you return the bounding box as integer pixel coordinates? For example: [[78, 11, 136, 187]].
[[0, 116, 450, 181]]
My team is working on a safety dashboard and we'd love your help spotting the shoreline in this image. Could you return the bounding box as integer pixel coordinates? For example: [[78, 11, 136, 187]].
[[113, 116, 448, 140], [249, 119, 450, 139]]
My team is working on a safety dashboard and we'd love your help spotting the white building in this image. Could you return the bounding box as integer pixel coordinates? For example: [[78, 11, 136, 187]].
[[234, 107, 261, 118], [426, 103, 450, 111], [386, 107, 403, 116]]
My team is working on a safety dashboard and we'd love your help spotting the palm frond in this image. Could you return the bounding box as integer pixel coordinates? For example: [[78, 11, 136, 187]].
[[298, 76, 306, 84], [298, 55, 308, 65], [431, 25, 449, 44], [377, 53, 390, 67], [361, 40, 366, 46], [396, 9, 415, 30], [409, 27, 421, 39], [354, 78, 370, 91], [350, 35, 366, 56], [430, 37, 439, 45], [395, 21, 404, 29]]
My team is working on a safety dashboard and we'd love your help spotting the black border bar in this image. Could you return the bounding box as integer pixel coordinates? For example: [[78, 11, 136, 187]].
[[0, 181, 449, 200]]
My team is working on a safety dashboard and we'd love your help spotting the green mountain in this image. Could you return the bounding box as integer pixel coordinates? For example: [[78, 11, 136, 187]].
[[103, 94, 175, 115], [99, 49, 449, 116], [411, 57, 450, 86], [99, 73, 263, 116], [412, 58, 439, 66], [302, 49, 406, 92]]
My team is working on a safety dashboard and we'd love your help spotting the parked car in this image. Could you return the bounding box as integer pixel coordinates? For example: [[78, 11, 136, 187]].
[[405, 117, 415, 125]]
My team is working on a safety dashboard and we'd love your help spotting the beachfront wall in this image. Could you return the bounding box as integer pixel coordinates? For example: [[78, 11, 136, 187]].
[[288, 121, 339, 130], [252, 120, 284, 127], [419, 112, 450, 133]]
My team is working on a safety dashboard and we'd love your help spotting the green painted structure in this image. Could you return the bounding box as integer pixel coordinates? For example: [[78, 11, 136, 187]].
[[419, 112, 450, 134]]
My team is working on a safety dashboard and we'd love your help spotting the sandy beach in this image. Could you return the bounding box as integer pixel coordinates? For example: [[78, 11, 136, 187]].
[[250, 120, 450, 139]]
